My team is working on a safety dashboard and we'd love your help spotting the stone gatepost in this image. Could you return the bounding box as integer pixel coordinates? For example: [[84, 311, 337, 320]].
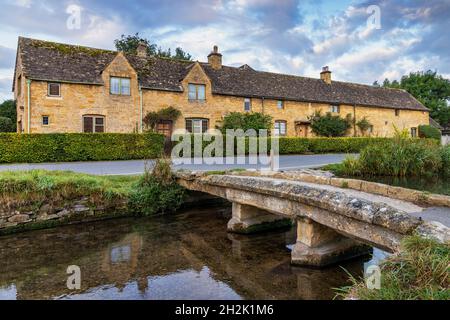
[[291, 217, 371, 267], [227, 203, 291, 234]]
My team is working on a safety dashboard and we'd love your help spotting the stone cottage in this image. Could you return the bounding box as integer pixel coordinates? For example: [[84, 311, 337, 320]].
[[13, 37, 430, 137]]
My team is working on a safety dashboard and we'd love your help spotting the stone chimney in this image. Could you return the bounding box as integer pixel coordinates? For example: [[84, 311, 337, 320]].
[[320, 66, 332, 84], [137, 41, 148, 58], [208, 45, 222, 70]]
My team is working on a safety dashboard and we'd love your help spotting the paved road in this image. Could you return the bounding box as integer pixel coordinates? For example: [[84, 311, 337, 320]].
[[0, 154, 351, 176]]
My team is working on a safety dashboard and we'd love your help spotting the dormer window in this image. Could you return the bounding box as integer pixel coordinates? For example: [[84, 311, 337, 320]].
[[48, 83, 61, 97], [110, 77, 130, 95], [188, 84, 206, 101]]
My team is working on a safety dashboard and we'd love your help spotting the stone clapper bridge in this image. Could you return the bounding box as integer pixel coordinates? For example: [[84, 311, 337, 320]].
[[175, 170, 450, 267]]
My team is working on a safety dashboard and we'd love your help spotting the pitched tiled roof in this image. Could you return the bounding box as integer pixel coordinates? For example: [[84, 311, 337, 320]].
[[17, 37, 428, 111]]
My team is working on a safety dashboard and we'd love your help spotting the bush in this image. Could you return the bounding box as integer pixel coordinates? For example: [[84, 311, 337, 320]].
[[0, 117, 14, 132], [0, 133, 164, 163], [309, 111, 352, 137], [220, 112, 273, 133], [329, 137, 444, 177], [419, 125, 442, 140], [128, 158, 185, 216]]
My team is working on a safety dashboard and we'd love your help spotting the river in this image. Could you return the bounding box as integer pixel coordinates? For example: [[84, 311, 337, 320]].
[[0, 205, 386, 300]]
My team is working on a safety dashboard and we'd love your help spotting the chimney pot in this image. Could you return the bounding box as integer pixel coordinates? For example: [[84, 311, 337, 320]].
[[320, 66, 332, 84], [137, 41, 148, 58], [208, 45, 222, 70]]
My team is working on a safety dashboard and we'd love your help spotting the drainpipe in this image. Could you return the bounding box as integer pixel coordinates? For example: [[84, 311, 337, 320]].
[[26, 79, 31, 134], [139, 85, 143, 133], [353, 104, 357, 137], [261, 97, 265, 114]]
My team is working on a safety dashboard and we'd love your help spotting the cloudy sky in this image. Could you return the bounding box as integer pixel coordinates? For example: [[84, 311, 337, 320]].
[[0, 0, 449, 101]]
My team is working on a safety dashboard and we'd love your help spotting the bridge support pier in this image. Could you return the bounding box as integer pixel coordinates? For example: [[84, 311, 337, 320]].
[[292, 217, 371, 267], [227, 203, 292, 234]]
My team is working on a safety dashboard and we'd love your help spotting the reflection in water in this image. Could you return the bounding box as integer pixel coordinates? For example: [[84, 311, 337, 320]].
[[0, 205, 380, 300]]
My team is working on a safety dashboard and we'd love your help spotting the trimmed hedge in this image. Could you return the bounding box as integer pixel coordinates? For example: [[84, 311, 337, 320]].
[[174, 135, 396, 156], [0, 133, 164, 163]]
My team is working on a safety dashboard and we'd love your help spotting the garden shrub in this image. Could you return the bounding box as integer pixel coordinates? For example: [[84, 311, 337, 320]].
[[418, 125, 442, 140], [128, 158, 185, 216]]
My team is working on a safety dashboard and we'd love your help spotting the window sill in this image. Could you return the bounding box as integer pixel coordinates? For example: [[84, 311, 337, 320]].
[[46, 96, 62, 100]]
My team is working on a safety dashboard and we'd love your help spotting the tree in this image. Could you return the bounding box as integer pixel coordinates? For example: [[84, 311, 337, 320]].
[[308, 111, 352, 137], [382, 71, 450, 126], [220, 112, 273, 134], [0, 100, 16, 132], [356, 117, 373, 136], [114, 33, 192, 61], [0, 117, 14, 132]]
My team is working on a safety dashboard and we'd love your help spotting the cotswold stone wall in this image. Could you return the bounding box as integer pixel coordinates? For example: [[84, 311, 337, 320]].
[[0, 197, 128, 235]]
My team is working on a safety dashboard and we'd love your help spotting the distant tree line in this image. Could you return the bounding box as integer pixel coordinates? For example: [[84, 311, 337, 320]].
[[374, 71, 450, 127], [114, 33, 192, 61]]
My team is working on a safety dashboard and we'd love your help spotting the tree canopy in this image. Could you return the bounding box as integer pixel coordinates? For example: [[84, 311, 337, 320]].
[[381, 71, 450, 126], [0, 100, 16, 132], [114, 33, 192, 61]]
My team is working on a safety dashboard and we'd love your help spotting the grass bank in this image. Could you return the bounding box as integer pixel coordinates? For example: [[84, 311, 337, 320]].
[[0, 161, 186, 234], [337, 235, 449, 300]]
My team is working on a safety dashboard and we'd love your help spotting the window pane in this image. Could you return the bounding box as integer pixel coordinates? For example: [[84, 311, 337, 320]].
[[121, 79, 130, 95], [193, 120, 202, 134], [188, 84, 196, 100], [49, 83, 60, 96], [280, 122, 286, 135], [277, 101, 284, 109], [83, 117, 93, 133], [201, 119, 208, 133], [197, 85, 206, 100], [244, 98, 251, 111], [95, 117, 104, 125], [42, 116, 49, 125], [185, 119, 193, 133], [95, 124, 104, 133], [110, 78, 120, 94]]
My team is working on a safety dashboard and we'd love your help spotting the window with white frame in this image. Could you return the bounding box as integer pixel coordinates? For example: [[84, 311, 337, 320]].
[[48, 83, 61, 97], [42, 116, 49, 126], [411, 127, 417, 138], [83, 115, 105, 133], [330, 105, 340, 113], [274, 120, 287, 136], [188, 84, 206, 101], [244, 98, 251, 111], [185, 118, 208, 133], [110, 77, 131, 95]]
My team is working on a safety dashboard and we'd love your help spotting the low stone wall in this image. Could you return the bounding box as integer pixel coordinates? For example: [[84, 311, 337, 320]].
[[0, 190, 223, 236], [0, 197, 129, 235], [231, 169, 450, 208]]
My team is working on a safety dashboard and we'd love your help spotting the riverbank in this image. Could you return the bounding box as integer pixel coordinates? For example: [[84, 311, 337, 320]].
[[0, 170, 137, 235], [338, 235, 449, 300], [0, 167, 191, 235]]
